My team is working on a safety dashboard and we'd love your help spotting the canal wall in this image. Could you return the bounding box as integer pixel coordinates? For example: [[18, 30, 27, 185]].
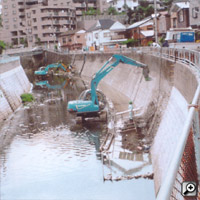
[[0, 57, 31, 122], [19, 50, 198, 196], [72, 52, 198, 195]]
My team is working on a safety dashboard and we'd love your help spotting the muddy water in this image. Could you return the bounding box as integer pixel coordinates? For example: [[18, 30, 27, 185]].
[[0, 76, 155, 200]]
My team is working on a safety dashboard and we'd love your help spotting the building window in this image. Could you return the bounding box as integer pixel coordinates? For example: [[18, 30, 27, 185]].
[[12, 4, 16, 8], [13, 18, 17, 22], [13, 10, 16, 14], [27, 13, 31, 18], [13, 24, 17, 29], [192, 7, 199, 18], [62, 38, 66, 44], [4, 5, 8, 9], [28, 20, 31, 26], [29, 36, 33, 42], [77, 35, 80, 39], [178, 10, 184, 22], [103, 32, 110, 37], [32, 10, 36, 14], [95, 33, 98, 39], [173, 18, 177, 28]]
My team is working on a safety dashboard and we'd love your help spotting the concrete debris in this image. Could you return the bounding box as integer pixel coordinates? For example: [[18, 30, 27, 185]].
[[104, 173, 154, 181]]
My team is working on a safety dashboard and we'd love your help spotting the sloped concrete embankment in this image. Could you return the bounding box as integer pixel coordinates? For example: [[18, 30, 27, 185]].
[[21, 50, 198, 195], [0, 58, 31, 122], [73, 52, 198, 195]]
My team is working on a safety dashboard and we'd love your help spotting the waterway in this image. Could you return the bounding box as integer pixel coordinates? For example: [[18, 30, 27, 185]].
[[0, 75, 155, 200]]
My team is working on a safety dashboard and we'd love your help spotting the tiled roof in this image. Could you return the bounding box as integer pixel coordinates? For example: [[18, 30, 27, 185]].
[[87, 19, 115, 32], [127, 17, 152, 29]]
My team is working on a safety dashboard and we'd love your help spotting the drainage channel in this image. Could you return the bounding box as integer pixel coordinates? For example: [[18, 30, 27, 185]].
[[0, 75, 155, 200]]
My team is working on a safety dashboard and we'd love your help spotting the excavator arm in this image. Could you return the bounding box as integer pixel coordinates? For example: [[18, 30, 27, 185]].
[[91, 54, 149, 106], [34, 62, 68, 75], [67, 54, 149, 115]]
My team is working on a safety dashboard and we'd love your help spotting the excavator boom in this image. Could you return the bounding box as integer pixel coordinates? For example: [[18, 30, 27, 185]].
[[34, 62, 68, 75], [67, 54, 149, 116]]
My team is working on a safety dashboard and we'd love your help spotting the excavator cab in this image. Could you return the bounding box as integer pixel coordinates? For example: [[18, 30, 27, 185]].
[[68, 89, 106, 116]]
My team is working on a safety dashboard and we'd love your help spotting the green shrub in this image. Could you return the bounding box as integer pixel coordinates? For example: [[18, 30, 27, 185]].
[[147, 41, 153, 46], [20, 93, 34, 103]]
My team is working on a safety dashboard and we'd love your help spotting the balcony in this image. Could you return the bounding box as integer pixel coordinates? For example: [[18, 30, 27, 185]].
[[76, 3, 86, 8], [111, 35, 125, 40], [26, 0, 38, 5], [76, 10, 83, 16]]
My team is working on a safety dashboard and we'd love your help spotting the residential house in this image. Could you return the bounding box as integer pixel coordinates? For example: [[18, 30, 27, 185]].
[[189, 0, 200, 29], [127, 16, 154, 46], [170, 1, 190, 29], [86, 19, 126, 51], [157, 11, 171, 36], [58, 29, 86, 51], [108, 0, 139, 12]]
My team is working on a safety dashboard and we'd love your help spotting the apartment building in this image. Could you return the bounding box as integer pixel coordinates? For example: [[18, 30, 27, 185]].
[[73, 0, 97, 16], [1, 0, 76, 47], [189, 0, 200, 28]]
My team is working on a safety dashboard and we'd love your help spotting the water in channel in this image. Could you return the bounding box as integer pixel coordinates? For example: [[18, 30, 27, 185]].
[[0, 75, 155, 200]]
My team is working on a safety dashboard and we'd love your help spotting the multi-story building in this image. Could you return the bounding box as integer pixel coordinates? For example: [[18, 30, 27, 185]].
[[189, 0, 200, 29], [108, 0, 139, 12], [1, 0, 76, 47], [170, 1, 190, 29], [73, 0, 98, 16]]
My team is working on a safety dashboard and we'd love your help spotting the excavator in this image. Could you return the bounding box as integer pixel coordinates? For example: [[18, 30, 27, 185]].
[[34, 62, 72, 76], [67, 54, 149, 117]]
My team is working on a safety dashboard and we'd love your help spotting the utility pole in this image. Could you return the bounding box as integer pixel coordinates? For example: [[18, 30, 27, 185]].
[[154, 0, 158, 43]]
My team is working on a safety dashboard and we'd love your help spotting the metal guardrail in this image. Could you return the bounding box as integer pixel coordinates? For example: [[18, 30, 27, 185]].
[[141, 47, 200, 200]]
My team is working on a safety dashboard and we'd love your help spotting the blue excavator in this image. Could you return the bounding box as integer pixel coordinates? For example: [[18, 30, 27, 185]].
[[67, 54, 149, 117], [34, 62, 71, 76], [35, 80, 68, 90]]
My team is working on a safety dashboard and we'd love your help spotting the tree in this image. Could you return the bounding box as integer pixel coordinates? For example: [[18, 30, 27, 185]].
[[36, 37, 41, 45], [121, 38, 139, 47], [20, 38, 28, 47], [127, 8, 134, 24], [107, 7, 118, 15], [83, 8, 100, 16], [162, 0, 173, 10], [127, 1, 155, 24], [0, 40, 6, 54]]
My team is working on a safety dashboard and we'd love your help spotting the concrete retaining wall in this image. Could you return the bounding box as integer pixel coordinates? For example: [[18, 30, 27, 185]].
[[74, 53, 173, 113], [27, 50, 198, 196], [72, 52, 198, 195], [0, 58, 31, 122]]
